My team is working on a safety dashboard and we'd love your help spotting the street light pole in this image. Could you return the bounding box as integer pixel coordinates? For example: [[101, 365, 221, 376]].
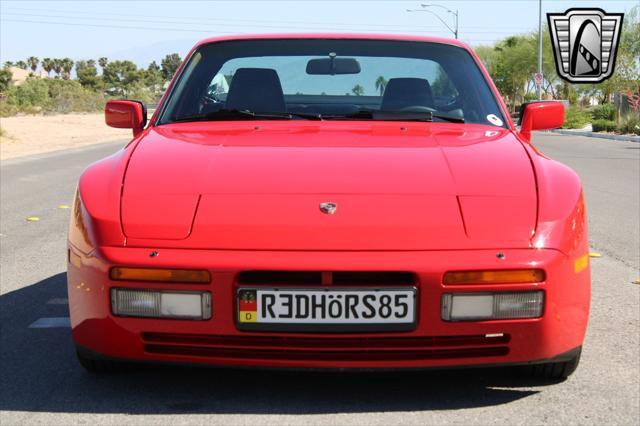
[[537, 0, 543, 100], [452, 8, 459, 40], [422, 3, 459, 39], [407, 4, 459, 40]]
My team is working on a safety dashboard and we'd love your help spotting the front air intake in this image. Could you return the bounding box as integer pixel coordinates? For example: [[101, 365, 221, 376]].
[[237, 271, 415, 286]]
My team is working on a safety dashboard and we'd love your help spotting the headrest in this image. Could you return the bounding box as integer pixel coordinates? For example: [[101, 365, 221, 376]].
[[225, 68, 286, 112], [380, 78, 434, 111]]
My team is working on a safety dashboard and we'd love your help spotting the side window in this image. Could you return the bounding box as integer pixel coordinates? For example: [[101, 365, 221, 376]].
[[204, 72, 231, 103]]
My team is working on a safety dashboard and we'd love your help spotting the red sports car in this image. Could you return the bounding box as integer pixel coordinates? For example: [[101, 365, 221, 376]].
[[68, 34, 589, 378]]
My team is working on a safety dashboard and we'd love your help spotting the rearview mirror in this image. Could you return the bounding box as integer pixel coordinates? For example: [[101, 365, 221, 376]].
[[519, 101, 565, 143], [105, 100, 147, 137], [306, 57, 361, 75]]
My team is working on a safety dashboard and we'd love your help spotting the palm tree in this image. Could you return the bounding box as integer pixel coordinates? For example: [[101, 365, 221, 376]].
[[61, 58, 74, 79], [53, 59, 63, 77], [98, 57, 108, 71], [375, 76, 388, 95], [15, 60, 28, 70], [27, 56, 39, 73], [351, 84, 365, 96], [3, 61, 14, 69], [41, 58, 53, 76]]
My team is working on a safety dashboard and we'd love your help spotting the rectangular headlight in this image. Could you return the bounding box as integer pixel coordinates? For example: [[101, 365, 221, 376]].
[[111, 289, 211, 320], [441, 291, 544, 321]]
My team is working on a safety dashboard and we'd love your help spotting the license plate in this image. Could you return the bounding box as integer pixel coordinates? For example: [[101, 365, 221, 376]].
[[237, 288, 417, 331]]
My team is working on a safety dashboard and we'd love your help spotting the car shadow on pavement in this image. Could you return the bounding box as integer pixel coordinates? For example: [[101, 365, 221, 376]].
[[0, 273, 556, 415]]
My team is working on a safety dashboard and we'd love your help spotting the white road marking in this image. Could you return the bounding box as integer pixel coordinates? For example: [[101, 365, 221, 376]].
[[28, 317, 70, 328], [46, 298, 69, 305]]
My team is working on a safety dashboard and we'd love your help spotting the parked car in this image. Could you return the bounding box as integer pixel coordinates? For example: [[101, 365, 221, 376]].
[[68, 34, 588, 378]]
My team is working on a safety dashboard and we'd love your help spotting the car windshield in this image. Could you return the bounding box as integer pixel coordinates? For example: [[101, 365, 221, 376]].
[[158, 39, 506, 127]]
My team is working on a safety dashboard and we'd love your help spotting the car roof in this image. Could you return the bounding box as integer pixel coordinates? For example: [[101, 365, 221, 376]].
[[192, 33, 471, 51]]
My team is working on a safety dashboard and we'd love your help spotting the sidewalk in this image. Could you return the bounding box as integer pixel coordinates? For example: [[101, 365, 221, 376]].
[[551, 128, 640, 143]]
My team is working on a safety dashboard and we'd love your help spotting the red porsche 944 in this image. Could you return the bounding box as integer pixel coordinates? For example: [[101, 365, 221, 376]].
[[68, 34, 589, 378]]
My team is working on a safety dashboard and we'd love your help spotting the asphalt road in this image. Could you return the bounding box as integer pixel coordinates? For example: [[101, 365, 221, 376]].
[[1, 133, 638, 425]]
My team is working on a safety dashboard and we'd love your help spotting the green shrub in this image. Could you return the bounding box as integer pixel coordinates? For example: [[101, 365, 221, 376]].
[[45, 79, 105, 113], [562, 106, 590, 129], [616, 114, 640, 135], [591, 119, 616, 132], [0, 102, 18, 117], [590, 104, 616, 121], [126, 83, 159, 105], [2, 78, 49, 113], [0, 68, 12, 94], [0, 77, 105, 116]]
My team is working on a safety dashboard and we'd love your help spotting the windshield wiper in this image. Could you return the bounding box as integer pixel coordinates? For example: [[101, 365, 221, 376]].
[[430, 112, 465, 123], [323, 110, 430, 121], [173, 109, 263, 122], [322, 110, 464, 123], [172, 109, 464, 123], [172, 109, 321, 123]]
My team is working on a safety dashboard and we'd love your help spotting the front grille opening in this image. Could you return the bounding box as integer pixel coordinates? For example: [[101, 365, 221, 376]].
[[237, 271, 415, 286], [238, 271, 322, 285], [145, 345, 509, 361], [141, 332, 511, 362], [333, 272, 414, 285]]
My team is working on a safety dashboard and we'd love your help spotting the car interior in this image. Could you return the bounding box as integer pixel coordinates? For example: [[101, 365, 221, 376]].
[[202, 67, 463, 119]]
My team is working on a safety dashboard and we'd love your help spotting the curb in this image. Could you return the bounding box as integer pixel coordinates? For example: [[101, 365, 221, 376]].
[[1, 140, 125, 166], [550, 129, 640, 142]]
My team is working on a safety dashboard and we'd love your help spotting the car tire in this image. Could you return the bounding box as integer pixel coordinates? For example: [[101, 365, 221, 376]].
[[76, 350, 129, 373], [523, 347, 582, 379]]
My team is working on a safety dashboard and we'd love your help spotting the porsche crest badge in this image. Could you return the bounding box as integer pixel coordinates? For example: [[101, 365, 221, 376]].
[[319, 202, 337, 215]]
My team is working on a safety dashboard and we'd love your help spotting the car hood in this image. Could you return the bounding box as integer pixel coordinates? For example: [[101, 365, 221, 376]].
[[121, 121, 537, 250]]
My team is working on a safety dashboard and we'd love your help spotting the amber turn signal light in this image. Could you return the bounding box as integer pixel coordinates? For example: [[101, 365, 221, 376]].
[[109, 267, 211, 283], [443, 269, 546, 285]]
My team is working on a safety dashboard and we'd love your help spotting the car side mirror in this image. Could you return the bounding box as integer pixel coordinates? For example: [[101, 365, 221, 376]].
[[105, 100, 147, 137], [518, 101, 564, 143]]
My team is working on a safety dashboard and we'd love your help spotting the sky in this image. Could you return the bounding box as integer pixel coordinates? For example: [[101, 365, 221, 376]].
[[0, 0, 637, 66]]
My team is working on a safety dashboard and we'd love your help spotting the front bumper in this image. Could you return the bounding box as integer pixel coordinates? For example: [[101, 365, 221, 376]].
[[67, 246, 590, 370]]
